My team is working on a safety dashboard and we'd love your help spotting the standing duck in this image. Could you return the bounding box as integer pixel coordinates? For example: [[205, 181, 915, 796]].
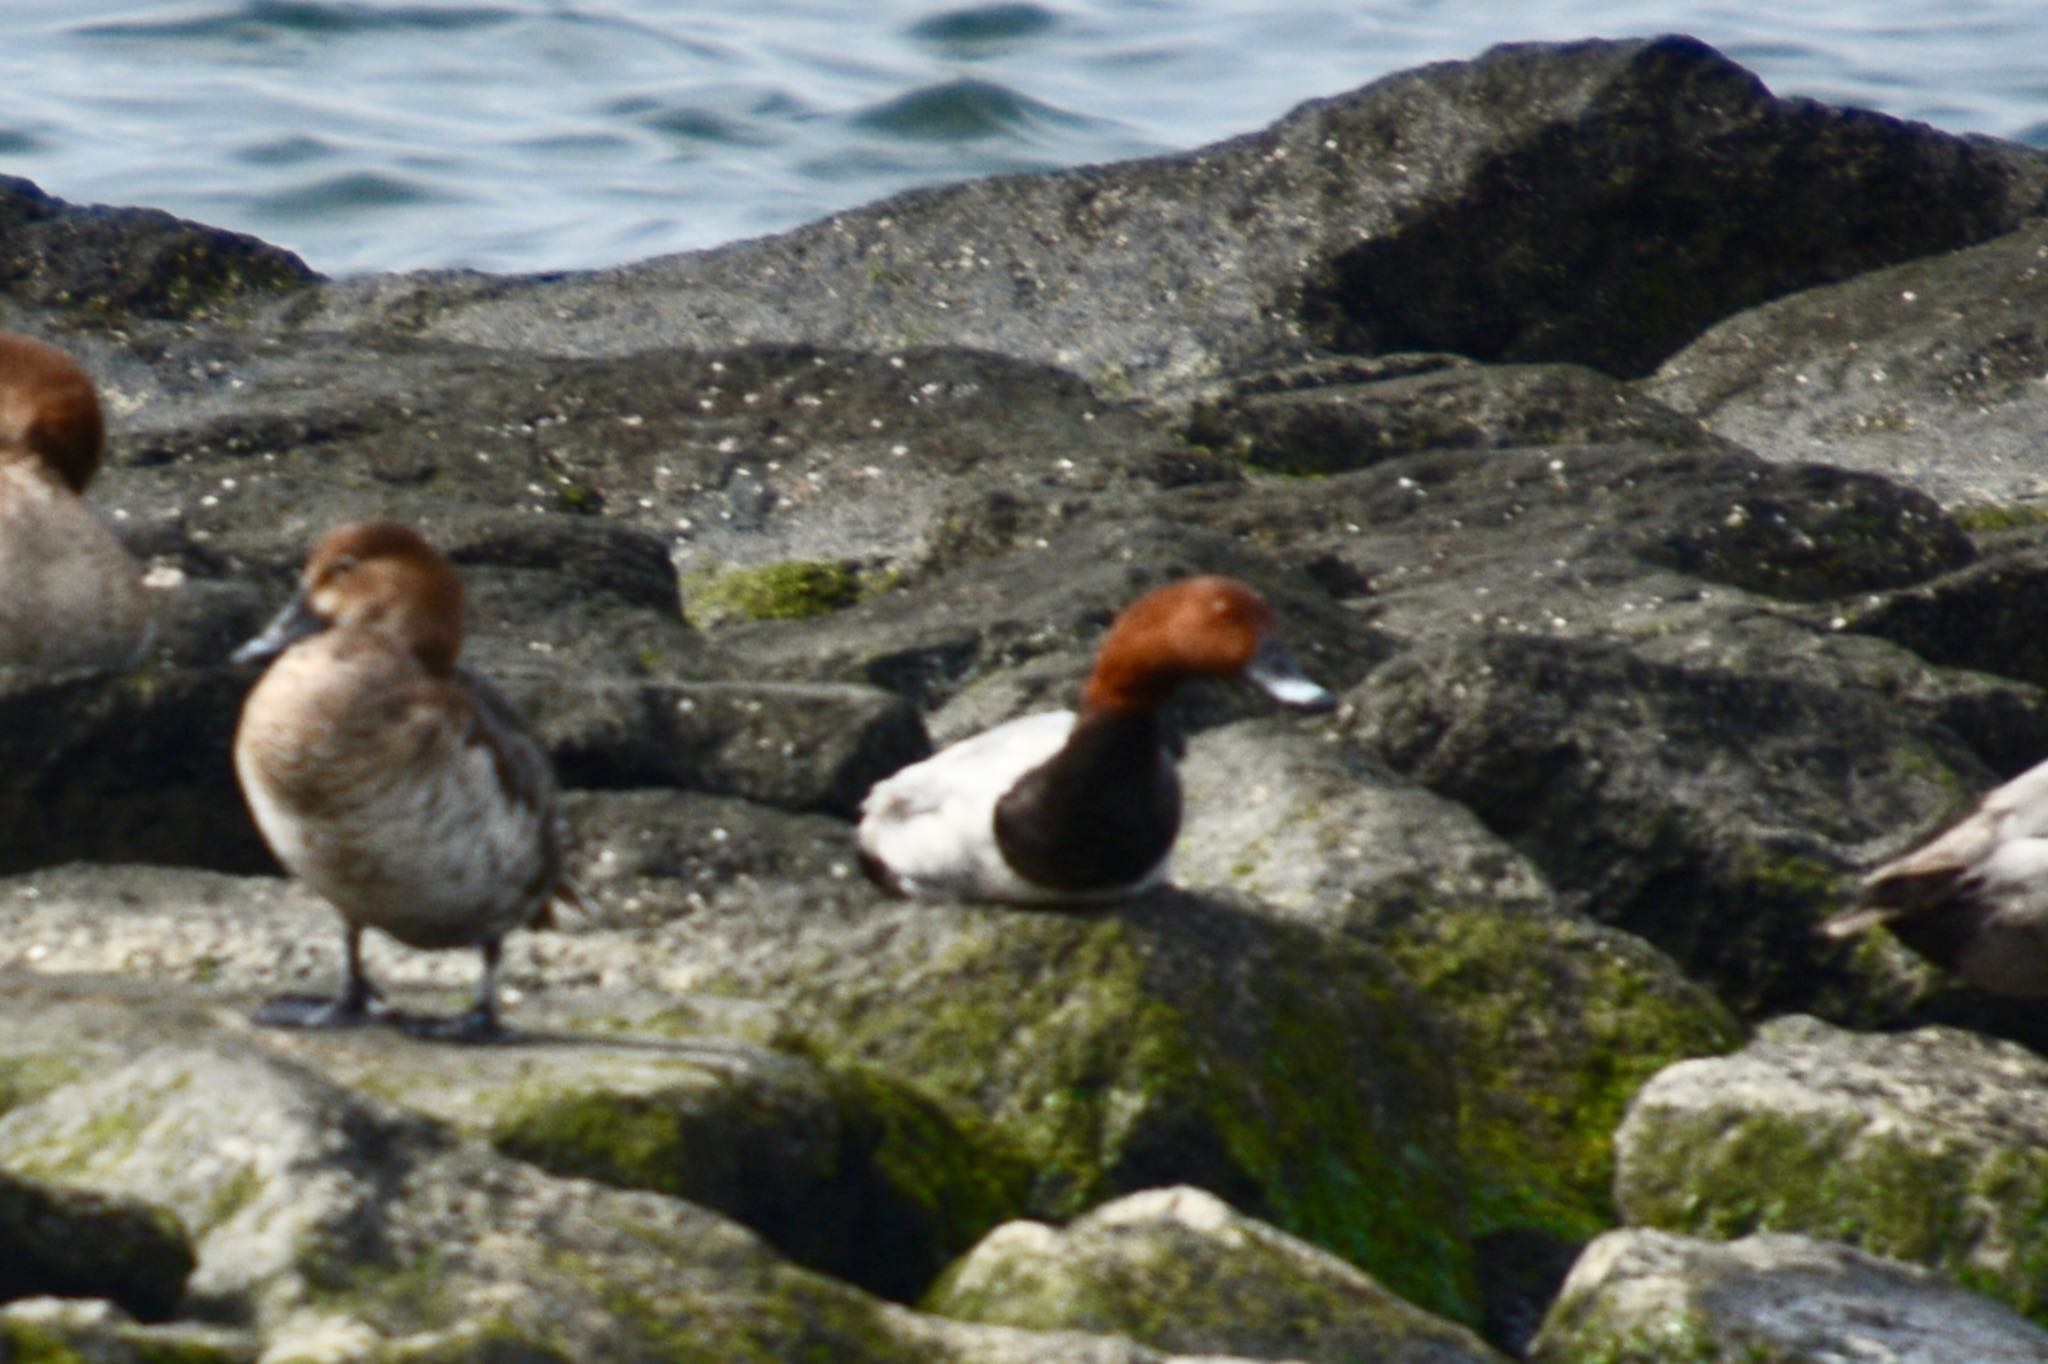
[[1822, 759, 2048, 996], [233, 520, 574, 1039], [857, 574, 1335, 904], [0, 332, 150, 671]]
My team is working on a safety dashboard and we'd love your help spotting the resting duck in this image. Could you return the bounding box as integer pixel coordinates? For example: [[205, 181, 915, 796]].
[[0, 331, 150, 671], [857, 574, 1336, 904], [1822, 758, 2048, 996], [232, 520, 575, 1039]]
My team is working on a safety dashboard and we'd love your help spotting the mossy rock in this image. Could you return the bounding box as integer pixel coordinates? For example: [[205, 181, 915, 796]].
[[0, 1299, 256, 1364], [926, 1186, 1506, 1363], [1384, 907, 1741, 1246], [1531, 1229, 2048, 1363], [489, 1050, 1030, 1301], [1616, 1016, 2048, 1323], [763, 889, 1480, 1324], [0, 1169, 195, 1322], [681, 560, 882, 627]]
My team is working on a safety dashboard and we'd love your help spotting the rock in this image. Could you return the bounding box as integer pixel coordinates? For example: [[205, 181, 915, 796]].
[[292, 38, 2048, 393], [1614, 1015, 2048, 1321], [0, 1027, 1253, 1363], [721, 517, 1385, 719], [502, 677, 930, 817], [0, 1298, 256, 1364], [1174, 718, 1555, 926], [1842, 538, 2048, 695], [926, 1185, 1506, 1363], [0, 173, 314, 323], [1647, 219, 2048, 507], [0, 866, 1478, 1323], [1531, 1229, 2048, 1364], [684, 883, 1482, 1326], [1184, 358, 1721, 475], [1338, 625, 2012, 1021], [560, 788, 863, 923], [1379, 908, 1739, 1351], [0, 1168, 194, 1321], [488, 1047, 1030, 1302]]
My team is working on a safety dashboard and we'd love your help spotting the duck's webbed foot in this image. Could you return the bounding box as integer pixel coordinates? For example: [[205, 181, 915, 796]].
[[251, 990, 387, 1030], [396, 1006, 511, 1044], [252, 923, 387, 1030], [395, 936, 514, 1044]]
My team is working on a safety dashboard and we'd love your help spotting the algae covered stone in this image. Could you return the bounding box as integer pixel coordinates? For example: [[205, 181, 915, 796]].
[[927, 1185, 1506, 1363], [488, 1045, 1030, 1301], [1531, 1229, 2048, 1364], [735, 886, 1480, 1324], [1615, 1014, 2048, 1321], [0, 1297, 256, 1364], [0, 1168, 196, 1321], [1383, 905, 1740, 1344]]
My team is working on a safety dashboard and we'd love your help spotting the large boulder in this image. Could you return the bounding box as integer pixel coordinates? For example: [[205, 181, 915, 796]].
[[1647, 218, 2048, 507], [1532, 1229, 2048, 1363], [926, 1186, 1505, 1364], [0, 1023, 1259, 1364], [289, 39, 2048, 391], [1615, 1015, 2048, 1322]]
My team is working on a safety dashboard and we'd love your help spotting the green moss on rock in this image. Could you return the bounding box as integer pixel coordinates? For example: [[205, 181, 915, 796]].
[[489, 1054, 1029, 1302], [0, 1170, 195, 1322], [681, 560, 882, 627], [783, 896, 1481, 1324], [1384, 907, 1741, 1250]]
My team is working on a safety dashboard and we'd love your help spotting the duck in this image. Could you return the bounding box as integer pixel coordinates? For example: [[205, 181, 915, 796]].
[[232, 520, 576, 1040], [0, 331, 150, 671], [1820, 758, 2048, 996], [857, 574, 1336, 904]]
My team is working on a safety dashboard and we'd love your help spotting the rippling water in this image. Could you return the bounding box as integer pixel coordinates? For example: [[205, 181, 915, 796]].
[[1, 1, 2044, 277]]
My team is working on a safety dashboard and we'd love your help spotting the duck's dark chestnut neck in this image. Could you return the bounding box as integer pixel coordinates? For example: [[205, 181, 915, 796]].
[[994, 708, 1180, 894]]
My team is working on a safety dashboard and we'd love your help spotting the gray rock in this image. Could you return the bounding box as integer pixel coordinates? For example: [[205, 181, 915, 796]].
[[1338, 624, 2015, 1021], [0, 173, 313, 323], [1174, 717, 1555, 926], [1531, 1229, 2048, 1364], [1184, 358, 1722, 475], [1615, 1014, 2048, 1321], [927, 1185, 1505, 1363], [287, 38, 2048, 392], [503, 676, 930, 817], [1648, 219, 2048, 507]]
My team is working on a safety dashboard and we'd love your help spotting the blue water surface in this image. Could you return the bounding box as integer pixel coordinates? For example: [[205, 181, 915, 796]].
[[0, 1, 2043, 277]]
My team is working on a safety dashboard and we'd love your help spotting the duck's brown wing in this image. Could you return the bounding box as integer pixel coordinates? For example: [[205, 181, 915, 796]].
[[454, 666, 570, 924]]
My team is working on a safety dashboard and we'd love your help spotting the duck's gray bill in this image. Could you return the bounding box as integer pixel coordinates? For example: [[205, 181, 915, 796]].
[[1246, 637, 1337, 711], [231, 592, 325, 666]]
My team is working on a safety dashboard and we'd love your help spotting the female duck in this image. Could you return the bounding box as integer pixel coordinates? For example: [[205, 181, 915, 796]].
[[233, 520, 573, 1039], [1823, 759, 2048, 996], [0, 332, 149, 670], [857, 575, 1335, 904]]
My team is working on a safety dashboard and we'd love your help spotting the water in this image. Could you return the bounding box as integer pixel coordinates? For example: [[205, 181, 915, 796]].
[[1, 1, 2044, 278]]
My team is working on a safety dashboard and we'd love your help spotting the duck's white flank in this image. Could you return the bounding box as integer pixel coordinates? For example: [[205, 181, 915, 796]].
[[858, 709, 1166, 904]]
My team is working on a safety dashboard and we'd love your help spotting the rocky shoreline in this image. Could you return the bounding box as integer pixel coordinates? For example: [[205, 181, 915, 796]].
[[5, 32, 2048, 1364]]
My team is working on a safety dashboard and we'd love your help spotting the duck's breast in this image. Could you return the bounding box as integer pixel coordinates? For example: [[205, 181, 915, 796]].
[[0, 466, 148, 671], [237, 637, 558, 947]]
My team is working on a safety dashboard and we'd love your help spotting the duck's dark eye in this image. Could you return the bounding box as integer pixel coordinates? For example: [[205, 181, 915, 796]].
[[326, 555, 359, 582]]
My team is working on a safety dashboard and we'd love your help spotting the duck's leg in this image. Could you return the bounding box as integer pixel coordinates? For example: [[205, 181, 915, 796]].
[[401, 935, 511, 1044], [253, 921, 386, 1029]]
